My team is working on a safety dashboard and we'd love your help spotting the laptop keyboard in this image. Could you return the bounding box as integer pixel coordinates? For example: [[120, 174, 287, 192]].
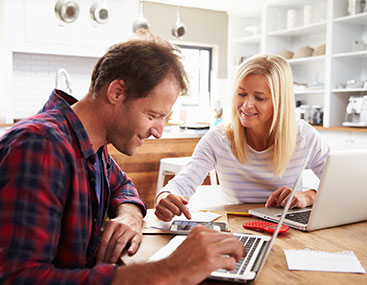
[[215, 235, 262, 275], [285, 210, 311, 224]]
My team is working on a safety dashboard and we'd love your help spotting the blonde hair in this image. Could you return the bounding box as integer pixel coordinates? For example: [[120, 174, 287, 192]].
[[225, 54, 297, 176]]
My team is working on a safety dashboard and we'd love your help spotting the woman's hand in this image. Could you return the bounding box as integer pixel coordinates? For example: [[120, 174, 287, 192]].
[[155, 192, 192, 222], [265, 186, 316, 209]]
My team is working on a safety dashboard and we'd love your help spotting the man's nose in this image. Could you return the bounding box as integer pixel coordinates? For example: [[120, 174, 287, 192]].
[[150, 120, 164, 139]]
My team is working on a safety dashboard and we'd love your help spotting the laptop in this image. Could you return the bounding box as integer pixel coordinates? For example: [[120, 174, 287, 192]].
[[250, 149, 367, 232], [149, 159, 308, 283]]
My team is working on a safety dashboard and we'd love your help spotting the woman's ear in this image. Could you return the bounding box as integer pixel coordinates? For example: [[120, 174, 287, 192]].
[[106, 79, 126, 104]]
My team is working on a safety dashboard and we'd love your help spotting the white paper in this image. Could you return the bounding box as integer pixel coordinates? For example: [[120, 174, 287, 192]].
[[149, 235, 186, 262], [283, 248, 366, 273], [146, 210, 221, 231]]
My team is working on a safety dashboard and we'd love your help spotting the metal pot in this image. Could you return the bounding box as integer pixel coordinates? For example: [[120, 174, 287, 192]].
[[90, 0, 110, 24], [54, 0, 80, 24], [132, 0, 150, 32], [171, 5, 185, 38]]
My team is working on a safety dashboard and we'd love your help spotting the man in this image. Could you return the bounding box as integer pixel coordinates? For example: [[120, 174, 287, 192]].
[[0, 31, 244, 284]]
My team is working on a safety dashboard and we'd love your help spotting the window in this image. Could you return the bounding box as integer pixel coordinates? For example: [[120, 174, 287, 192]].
[[178, 45, 212, 107]]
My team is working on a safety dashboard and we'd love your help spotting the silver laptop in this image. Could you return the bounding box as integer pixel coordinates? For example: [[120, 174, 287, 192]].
[[149, 159, 308, 283], [250, 150, 367, 232]]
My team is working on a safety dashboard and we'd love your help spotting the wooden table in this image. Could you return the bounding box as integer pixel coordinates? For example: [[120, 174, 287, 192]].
[[122, 203, 367, 284]]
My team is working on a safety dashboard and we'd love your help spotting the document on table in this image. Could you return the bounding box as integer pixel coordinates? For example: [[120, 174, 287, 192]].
[[146, 210, 221, 232], [149, 235, 186, 262], [283, 248, 366, 273]]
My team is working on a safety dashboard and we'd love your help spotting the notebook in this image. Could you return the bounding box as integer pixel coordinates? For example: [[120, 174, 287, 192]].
[[250, 149, 367, 231], [149, 159, 308, 283]]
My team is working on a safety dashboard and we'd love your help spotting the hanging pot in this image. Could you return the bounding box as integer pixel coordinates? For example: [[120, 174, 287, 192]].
[[132, 0, 150, 32], [54, 0, 80, 24], [90, 0, 110, 24], [171, 5, 185, 38]]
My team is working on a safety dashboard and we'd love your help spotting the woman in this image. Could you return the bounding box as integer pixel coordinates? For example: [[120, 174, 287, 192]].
[[155, 54, 330, 222]]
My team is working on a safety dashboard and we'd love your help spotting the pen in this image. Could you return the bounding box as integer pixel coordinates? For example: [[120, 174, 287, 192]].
[[226, 211, 252, 217], [202, 210, 251, 217]]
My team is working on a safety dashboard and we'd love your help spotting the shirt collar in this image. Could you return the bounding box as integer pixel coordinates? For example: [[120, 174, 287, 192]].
[[40, 89, 95, 160]]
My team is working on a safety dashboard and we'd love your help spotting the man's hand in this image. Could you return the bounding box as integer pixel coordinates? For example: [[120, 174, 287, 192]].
[[265, 186, 316, 209], [112, 226, 246, 285], [97, 203, 143, 264], [155, 192, 191, 222]]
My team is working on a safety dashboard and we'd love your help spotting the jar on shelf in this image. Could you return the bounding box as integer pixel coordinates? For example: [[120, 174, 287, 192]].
[[300, 105, 312, 124], [310, 105, 323, 125]]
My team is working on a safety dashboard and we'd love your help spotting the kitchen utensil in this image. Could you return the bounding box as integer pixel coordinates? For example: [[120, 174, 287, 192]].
[[54, 0, 80, 24], [352, 40, 367, 52], [132, 0, 150, 32], [171, 5, 186, 38], [346, 79, 364, 89], [179, 123, 210, 130], [90, 0, 110, 24]]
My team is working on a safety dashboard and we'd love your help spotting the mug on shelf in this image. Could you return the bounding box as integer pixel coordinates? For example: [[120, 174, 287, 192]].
[[303, 5, 312, 26], [287, 9, 297, 29]]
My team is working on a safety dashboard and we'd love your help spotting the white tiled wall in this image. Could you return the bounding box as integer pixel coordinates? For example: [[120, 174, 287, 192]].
[[11, 52, 98, 120]]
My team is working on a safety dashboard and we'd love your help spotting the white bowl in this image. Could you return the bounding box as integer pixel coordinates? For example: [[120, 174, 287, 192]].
[[245, 25, 261, 35]]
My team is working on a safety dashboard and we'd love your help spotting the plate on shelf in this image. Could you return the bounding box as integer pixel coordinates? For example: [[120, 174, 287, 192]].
[[179, 123, 210, 130]]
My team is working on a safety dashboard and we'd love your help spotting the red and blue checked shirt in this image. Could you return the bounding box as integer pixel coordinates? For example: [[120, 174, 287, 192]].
[[0, 89, 147, 284]]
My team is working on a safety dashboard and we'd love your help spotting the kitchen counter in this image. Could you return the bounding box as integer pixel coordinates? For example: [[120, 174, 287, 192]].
[[0, 126, 11, 137], [159, 125, 209, 139], [313, 125, 367, 133]]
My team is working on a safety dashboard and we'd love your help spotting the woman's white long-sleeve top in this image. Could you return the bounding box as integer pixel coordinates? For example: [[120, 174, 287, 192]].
[[158, 120, 330, 204]]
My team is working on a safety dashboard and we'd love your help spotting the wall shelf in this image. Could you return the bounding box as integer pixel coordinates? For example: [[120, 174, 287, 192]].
[[267, 21, 327, 37], [332, 88, 367, 93], [288, 55, 326, 64], [332, 50, 367, 59], [333, 12, 367, 24], [228, 0, 367, 128]]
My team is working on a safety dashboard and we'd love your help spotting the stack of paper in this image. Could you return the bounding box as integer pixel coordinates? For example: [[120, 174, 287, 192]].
[[284, 248, 366, 273]]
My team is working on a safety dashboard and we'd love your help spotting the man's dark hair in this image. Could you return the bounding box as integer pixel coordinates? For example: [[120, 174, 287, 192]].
[[89, 30, 188, 100]]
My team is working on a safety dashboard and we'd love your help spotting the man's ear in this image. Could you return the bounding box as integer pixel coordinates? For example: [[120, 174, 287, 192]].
[[106, 79, 126, 104]]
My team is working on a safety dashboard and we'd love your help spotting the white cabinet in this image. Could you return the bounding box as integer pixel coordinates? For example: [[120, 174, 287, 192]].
[[227, 0, 367, 128], [330, 4, 367, 126], [349, 131, 367, 149], [318, 129, 367, 150]]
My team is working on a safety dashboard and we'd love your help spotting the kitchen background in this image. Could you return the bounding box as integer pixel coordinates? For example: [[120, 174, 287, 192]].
[[1, 0, 366, 207], [1, 0, 366, 132]]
